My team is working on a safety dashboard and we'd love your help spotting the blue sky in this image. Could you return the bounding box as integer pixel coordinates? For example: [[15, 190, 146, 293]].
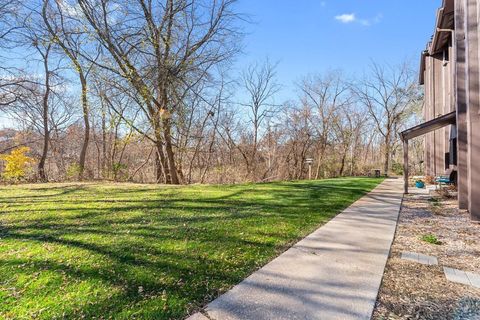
[[233, 0, 441, 100]]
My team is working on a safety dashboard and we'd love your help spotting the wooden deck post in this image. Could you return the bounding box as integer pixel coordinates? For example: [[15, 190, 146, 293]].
[[403, 139, 409, 194]]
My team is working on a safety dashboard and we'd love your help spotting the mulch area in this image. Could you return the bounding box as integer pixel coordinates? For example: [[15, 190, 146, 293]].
[[373, 187, 480, 320]]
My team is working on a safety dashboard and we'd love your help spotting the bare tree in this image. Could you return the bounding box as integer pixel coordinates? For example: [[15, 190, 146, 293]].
[[36, 43, 52, 181], [281, 102, 314, 180], [5, 69, 71, 182], [355, 62, 422, 175], [332, 103, 368, 176], [72, 0, 242, 184], [42, 0, 94, 180], [237, 59, 279, 180], [299, 71, 350, 179], [0, 1, 57, 181]]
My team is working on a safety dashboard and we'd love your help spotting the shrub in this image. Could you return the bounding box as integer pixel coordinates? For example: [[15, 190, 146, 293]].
[[0, 147, 35, 182]]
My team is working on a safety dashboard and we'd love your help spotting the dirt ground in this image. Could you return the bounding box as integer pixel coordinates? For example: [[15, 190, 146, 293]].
[[373, 187, 480, 320]]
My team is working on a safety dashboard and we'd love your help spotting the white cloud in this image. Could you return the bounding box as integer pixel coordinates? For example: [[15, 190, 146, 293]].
[[335, 13, 356, 24], [334, 12, 383, 26]]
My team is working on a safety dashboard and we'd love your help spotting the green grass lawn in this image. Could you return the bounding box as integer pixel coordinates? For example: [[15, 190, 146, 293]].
[[0, 177, 383, 319]]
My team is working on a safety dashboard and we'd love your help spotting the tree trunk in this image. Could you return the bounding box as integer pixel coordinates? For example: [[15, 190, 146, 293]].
[[154, 135, 169, 184], [339, 151, 347, 177], [101, 102, 107, 179], [155, 152, 163, 183], [78, 72, 90, 180], [384, 134, 391, 176], [163, 118, 180, 184], [38, 54, 51, 182], [314, 148, 324, 179], [314, 136, 327, 179]]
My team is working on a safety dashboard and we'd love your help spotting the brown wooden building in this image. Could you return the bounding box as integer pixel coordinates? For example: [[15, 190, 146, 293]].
[[401, 0, 480, 222]]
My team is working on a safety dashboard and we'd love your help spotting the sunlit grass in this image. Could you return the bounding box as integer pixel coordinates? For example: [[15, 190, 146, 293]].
[[0, 177, 383, 319]]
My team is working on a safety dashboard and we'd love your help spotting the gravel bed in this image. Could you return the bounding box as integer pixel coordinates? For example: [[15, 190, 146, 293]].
[[373, 189, 480, 320]]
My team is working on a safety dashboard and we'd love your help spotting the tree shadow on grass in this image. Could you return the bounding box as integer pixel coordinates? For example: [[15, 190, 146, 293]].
[[0, 179, 381, 319]]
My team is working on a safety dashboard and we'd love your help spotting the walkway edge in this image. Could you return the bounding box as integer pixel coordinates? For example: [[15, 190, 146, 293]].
[[187, 178, 404, 320]]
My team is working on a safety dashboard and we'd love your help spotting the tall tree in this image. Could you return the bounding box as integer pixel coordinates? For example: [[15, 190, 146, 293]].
[[299, 71, 350, 179], [2, 0, 60, 181], [36, 43, 52, 181], [238, 59, 279, 180], [355, 62, 421, 175], [42, 0, 92, 180], [74, 0, 242, 184]]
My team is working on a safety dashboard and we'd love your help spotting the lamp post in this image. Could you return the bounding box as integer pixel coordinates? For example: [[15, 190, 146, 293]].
[[305, 158, 314, 180]]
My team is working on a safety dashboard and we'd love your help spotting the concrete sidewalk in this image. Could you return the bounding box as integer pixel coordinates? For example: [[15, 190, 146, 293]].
[[187, 178, 404, 320]]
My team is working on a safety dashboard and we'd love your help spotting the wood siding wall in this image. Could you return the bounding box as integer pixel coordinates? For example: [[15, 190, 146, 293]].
[[423, 52, 454, 176]]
